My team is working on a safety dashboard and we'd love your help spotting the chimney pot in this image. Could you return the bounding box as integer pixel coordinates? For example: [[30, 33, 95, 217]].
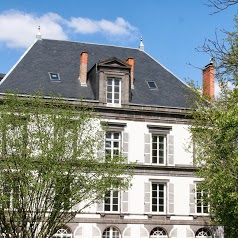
[[202, 62, 214, 101]]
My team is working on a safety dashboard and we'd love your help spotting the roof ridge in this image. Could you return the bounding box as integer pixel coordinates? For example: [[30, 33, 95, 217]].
[[41, 38, 140, 51]]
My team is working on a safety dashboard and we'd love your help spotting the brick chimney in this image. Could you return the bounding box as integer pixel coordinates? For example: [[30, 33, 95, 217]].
[[79, 52, 88, 86], [202, 61, 214, 101], [126, 58, 135, 89]]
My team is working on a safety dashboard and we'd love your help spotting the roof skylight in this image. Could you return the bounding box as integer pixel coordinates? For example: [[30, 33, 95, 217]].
[[147, 81, 157, 90], [49, 72, 60, 81]]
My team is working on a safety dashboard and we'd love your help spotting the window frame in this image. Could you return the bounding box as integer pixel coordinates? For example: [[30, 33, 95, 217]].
[[49, 72, 61, 81], [105, 131, 121, 159], [52, 226, 72, 238], [106, 77, 121, 106], [147, 81, 158, 90], [102, 226, 121, 238], [195, 184, 209, 215], [147, 125, 172, 166], [104, 189, 120, 212], [150, 181, 167, 214], [151, 134, 166, 165], [150, 227, 168, 238]]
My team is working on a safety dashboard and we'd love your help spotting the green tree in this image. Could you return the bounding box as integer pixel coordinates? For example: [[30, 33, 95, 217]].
[[189, 16, 238, 238], [0, 94, 131, 238]]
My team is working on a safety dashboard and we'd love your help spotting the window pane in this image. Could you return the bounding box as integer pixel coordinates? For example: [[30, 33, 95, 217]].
[[114, 79, 120, 86], [107, 79, 113, 85]]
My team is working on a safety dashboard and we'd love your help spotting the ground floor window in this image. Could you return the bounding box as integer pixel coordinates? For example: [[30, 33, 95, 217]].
[[195, 227, 212, 237], [102, 227, 120, 238], [52, 226, 73, 238], [150, 227, 168, 238]]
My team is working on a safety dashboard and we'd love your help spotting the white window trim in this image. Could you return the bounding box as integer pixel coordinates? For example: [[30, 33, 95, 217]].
[[103, 190, 120, 213], [151, 134, 167, 165], [150, 181, 167, 214], [106, 77, 121, 107], [195, 183, 210, 215]]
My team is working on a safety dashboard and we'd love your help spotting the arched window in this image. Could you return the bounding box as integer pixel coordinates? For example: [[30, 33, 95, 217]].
[[150, 227, 168, 238], [195, 228, 212, 238], [52, 226, 73, 238], [102, 227, 120, 238]]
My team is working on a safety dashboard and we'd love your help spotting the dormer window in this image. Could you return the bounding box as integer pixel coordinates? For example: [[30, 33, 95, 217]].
[[106, 77, 121, 105]]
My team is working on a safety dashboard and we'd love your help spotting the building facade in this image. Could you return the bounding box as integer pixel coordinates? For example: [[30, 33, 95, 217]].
[[0, 37, 222, 238]]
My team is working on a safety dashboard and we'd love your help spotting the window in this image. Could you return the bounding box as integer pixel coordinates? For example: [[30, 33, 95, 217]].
[[107, 77, 121, 105], [52, 227, 72, 238], [196, 187, 209, 214], [102, 227, 120, 238], [105, 132, 121, 158], [49, 72, 60, 81], [195, 228, 212, 238], [151, 183, 166, 213], [152, 135, 166, 165], [144, 125, 173, 166], [150, 227, 168, 238], [104, 190, 119, 212], [147, 81, 158, 90]]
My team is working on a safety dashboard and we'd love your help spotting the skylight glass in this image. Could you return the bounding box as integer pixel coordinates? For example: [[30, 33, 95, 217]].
[[147, 81, 157, 89], [49, 72, 60, 81]]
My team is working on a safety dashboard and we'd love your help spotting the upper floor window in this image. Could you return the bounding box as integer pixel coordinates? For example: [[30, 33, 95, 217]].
[[144, 181, 174, 214], [104, 190, 119, 212], [151, 183, 166, 213], [152, 135, 166, 165], [105, 131, 121, 158], [189, 183, 209, 215], [107, 77, 121, 105], [196, 187, 209, 214], [144, 125, 174, 166]]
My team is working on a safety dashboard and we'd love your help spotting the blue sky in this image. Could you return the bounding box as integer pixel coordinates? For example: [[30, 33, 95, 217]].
[[0, 0, 237, 88]]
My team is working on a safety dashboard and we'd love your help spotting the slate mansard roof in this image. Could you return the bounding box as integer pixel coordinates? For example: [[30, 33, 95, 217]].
[[0, 39, 193, 109]]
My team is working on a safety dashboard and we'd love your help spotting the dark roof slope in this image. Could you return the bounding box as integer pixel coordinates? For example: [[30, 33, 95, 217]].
[[0, 39, 193, 108]]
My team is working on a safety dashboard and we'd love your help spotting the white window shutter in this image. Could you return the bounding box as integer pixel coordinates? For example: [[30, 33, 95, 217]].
[[92, 226, 100, 238], [122, 132, 129, 162], [144, 182, 151, 213], [189, 184, 196, 214], [170, 228, 177, 238], [72, 203, 79, 211], [167, 135, 174, 165], [97, 133, 105, 160], [74, 226, 83, 238], [144, 134, 151, 164], [186, 227, 194, 238], [121, 190, 129, 213], [124, 227, 131, 238], [140, 227, 149, 238], [168, 183, 174, 214], [97, 200, 104, 212]]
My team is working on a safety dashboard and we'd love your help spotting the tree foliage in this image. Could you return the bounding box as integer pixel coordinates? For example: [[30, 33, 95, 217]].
[[189, 16, 238, 238], [207, 0, 238, 13], [0, 94, 131, 238]]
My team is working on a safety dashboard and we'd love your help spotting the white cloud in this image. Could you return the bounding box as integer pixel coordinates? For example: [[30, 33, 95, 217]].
[[215, 80, 235, 98], [0, 10, 138, 49], [67, 17, 138, 38], [0, 10, 68, 48]]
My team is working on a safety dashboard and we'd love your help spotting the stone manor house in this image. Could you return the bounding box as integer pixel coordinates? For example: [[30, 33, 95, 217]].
[[0, 34, 222, 238]]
